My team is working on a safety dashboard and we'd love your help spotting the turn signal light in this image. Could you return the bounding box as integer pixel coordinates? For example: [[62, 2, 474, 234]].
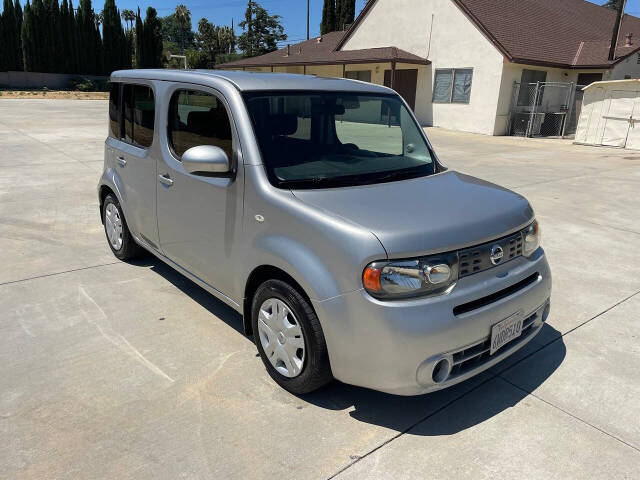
[[362, 266, 382, 291]]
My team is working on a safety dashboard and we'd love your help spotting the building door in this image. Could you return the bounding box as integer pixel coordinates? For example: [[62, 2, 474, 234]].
[[384, 69, 418, 110], [601, 90, 636, 147]]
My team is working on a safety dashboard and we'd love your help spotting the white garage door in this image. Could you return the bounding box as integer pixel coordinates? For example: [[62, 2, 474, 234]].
[[601, 91, 637, 147]]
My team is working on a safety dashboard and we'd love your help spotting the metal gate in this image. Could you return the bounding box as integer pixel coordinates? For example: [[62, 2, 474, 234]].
[[509, 81, 585, 138]]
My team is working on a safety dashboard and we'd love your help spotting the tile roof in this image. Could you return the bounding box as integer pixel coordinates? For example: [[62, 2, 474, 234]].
[[217, 31, 429, 69], [334, 0, 640, 69], [453, 0, 640, 68]]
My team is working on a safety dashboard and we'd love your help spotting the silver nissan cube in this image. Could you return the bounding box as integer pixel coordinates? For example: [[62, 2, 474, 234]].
[[98, 70, 551, 395]]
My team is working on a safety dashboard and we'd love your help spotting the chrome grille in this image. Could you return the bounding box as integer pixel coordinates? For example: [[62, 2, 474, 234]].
[[458, 232, 523, 278], [449, 309, 539, 379]]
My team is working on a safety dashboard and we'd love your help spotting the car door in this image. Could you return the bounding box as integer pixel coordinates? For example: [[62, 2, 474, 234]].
[[109, 81, 159, 247], [156, 85, 243, 301]]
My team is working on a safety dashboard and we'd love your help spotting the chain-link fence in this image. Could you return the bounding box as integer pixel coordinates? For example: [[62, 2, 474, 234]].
[[508, 81, 586, 138]]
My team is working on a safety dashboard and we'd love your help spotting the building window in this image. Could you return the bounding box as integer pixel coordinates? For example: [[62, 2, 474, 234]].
[[168, 90, 233, 160], [517, 69, 547, 106], [636, 53, 640, 64], [123, 84, 155, 148], [433, 68, 473, 103], [345, 70, 372, 83]]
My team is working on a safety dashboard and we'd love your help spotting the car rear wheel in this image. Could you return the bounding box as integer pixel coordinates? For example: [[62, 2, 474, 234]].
[[102, 194, 142, 261], [252, 279, 332, 394]]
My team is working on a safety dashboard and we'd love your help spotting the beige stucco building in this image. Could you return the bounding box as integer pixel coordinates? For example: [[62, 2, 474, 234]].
[[220, 0, 640, 136]]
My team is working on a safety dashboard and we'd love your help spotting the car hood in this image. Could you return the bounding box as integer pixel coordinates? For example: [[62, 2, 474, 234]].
[[291, 171, 534, 258]]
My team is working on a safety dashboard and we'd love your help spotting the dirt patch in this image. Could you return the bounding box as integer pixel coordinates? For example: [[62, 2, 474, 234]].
[[0, 90, 108, 100]]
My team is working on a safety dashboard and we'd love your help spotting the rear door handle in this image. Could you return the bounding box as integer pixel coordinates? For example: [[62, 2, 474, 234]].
[[116, 156, 127, 167], [158, 174, 174, 186]]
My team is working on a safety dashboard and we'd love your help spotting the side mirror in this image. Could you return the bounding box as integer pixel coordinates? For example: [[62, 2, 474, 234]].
[[182, 145, 231, 176]]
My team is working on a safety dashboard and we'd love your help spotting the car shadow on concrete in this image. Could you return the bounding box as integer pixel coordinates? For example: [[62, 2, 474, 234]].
[[302, 323, 565, 435], [134, 256, 565, 436], [132, 256, 246, 336]]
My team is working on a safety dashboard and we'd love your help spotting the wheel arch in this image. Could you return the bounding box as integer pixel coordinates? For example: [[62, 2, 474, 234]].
[[243, 265, 313, 336]]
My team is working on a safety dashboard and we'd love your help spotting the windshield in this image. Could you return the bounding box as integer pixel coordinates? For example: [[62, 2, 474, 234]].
[[243, 91, 436, 189]]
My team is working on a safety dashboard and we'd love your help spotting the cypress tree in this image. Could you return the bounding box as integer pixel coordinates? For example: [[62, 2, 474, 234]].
[[338, 0, 355, 31], [134, 6, 143, 68], [15, 0, 23, 70], [320, 0, 335, 35], [143, 7, 162, 68], [30, 0, 43, 71], [2, 0, 19, 70], [102, 0, 128, 74], [68, 0, 78, 73], [20, 0, 32, 70], [0, 11, 4, 71], [76, 0, 98, 73]]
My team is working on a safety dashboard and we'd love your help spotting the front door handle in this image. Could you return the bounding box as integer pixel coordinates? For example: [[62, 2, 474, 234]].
[[116, 156, 127, 167], [158, 174, 174, 187]]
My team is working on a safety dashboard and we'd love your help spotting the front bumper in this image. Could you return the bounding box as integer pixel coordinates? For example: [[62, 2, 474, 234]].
[[313, 248, 551, 395]]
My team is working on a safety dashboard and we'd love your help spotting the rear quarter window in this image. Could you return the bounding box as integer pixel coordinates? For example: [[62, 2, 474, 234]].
[[108, 82, 121, 138], [123, 84, 155, 148]]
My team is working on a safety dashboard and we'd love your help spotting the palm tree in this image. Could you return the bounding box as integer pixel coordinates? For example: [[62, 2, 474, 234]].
[[95, 11, 103, 29], [121, 9, 135, 31]]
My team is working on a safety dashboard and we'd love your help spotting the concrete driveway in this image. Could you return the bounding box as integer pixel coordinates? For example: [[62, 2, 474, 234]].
[[1, 99, 639, 479]]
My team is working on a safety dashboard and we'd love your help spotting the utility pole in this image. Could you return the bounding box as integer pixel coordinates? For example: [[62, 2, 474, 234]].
[[609, 0, 628, 61], [307, 0, 310, 40]]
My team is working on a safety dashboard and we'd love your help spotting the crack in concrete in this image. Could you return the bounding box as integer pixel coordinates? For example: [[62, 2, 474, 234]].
[[0, 261, 122, 287]]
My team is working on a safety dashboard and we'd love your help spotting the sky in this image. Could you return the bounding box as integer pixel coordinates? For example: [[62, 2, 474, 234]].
[[111, 0, 369, 47], [104, 0, 640, 48], [5, 0, 640, 48]]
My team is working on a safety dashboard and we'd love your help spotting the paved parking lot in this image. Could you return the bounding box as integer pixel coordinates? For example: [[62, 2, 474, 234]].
[[1, 99, 639, 479]]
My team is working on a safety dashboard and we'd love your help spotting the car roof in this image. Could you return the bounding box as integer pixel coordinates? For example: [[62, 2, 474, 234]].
[[110, 69, 394, 94]]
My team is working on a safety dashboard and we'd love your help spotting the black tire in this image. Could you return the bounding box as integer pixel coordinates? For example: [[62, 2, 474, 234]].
[[102, 194, 142, 261], [252, 279, 333, 394]]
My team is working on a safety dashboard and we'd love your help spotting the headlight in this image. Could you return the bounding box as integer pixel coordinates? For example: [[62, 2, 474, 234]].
[[363, 252, 458, 299], [523, 220, 541, 257]]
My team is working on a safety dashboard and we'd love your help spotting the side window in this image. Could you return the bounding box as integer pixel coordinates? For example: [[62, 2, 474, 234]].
[[168, 89, 233, 160], [123, 84, 155, 148], [108, 82, 121, 138], [433, 68, 473, 104]]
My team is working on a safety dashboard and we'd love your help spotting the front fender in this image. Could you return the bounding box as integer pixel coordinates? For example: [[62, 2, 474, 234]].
[[245, 235, 344, 303]]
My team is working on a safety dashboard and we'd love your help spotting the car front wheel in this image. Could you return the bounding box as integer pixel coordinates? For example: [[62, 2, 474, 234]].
[[252, 279, 332, 394]]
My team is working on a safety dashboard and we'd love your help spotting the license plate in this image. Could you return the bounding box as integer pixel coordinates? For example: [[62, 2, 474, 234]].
[[490, 311, 524, 355]]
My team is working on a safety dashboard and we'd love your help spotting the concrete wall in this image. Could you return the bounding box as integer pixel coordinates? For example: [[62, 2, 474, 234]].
[[342, 0, 505, 135], [0, 71, 107, 89], [608, 52, 640, 80]]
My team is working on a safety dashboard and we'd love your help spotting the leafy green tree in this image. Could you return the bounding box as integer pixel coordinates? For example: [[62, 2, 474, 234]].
[[238, 0, 286, 58], [161, 4, 194, 53], [185, 48, 209, 69], [320, 0, 335, 35]]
